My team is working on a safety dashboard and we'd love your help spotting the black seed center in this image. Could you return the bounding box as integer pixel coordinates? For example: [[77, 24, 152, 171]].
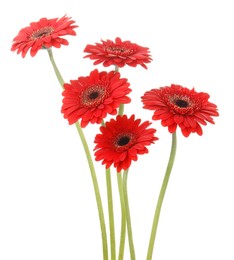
[[175, 99, 188, 108], [117, 136, 130, 146], [89, 91, 99, 99], [37, 32, 48, 37], [31, 27, 54, 40], [109, 46, 125, 52]]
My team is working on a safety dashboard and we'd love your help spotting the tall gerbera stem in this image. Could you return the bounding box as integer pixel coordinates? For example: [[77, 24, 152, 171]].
[[75, 123, 109, 260], [101, 119, 116, 260], [116, 82, 126, 260], [146, 131, 177, 260], [123, 169, 136, 260], [117, 171, 126, 260], [47, 48, 65, 86], [47, 48, 108, 260], [106, 167, 116, 260]]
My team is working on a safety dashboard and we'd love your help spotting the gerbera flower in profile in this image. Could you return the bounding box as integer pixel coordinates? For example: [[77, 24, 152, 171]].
[[94, 114, 158, 172], [11, 15, 78, 58], [141, 84, 219, 137], [61, 69, 132, 127], [84, 37, 152, 69]]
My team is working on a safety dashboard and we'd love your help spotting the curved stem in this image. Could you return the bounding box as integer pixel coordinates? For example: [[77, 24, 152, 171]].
[[115, 78, 126, 259], [146, 132, 177, 260], [116, 98, 126, 259], [47, 48, 64, 87], [75, 122, 108, 260], [123, 169, 136, 260], [101, 120, 116, 260], [117, 172, 126, 260], [106, 168, 116, 260], [47, 49, 108, 260]]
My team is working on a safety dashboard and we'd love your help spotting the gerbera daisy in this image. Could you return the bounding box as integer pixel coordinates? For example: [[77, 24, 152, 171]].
[[94, 114, 158, 172], [84, 37, 152, 69], [61, 69, 132, 127], [141, 84, 219, 137], [11, 15, 78, 58]]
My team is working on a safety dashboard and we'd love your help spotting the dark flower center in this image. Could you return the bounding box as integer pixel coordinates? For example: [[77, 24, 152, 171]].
[[175, 99, 189, 108], [117, 136, 130, 146], [89, 91, 99, 99], [81, 85, 108, 107], [114, 132, 136, 152], [108, 46, 126, 53], [167, 94, 195, 115], [106, 44, 135, 56], [31, 27, 54, 40]]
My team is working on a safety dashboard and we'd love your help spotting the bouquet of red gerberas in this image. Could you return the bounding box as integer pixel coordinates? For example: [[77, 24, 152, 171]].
[[11, 15, 219, 260]]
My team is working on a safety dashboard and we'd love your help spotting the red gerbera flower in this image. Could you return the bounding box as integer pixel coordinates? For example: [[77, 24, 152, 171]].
[[61, 69, 132, 127], [11, 15, 78, 58], [94, 114, 158, 172], [84, 37, 152, 69], [141, 84, 219, 137]]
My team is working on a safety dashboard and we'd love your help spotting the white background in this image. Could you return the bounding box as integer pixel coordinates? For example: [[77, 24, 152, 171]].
[[0, 0, 233, 259]]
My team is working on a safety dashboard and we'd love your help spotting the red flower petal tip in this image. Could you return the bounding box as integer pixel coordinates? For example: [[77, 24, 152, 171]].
[[11, 15, 78, 58], [61, 69, 132, 127], [84, 37, 152, 69], [141, 84, 219, 137], [94, 114, 158, 172]]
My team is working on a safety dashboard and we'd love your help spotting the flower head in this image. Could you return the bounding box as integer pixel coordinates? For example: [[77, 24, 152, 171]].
[[61, 69, 132, 127], [94, 114, 158, 172], [84, 37, 152, 69], [11, 15, 78, 58], [141, 84, 219, 137]]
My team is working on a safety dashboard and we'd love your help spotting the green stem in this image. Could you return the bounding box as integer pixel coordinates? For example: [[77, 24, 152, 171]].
[[47, 48, 108, 260], [106, 168, 116, 260], [146, 132, 177, 260], [117, 172, 126, 260], [116, 84, 126, 259], [47, 48, 64, 87], [102, 120, 116, 260], [115, 65, 119, 72], [116, 99, 126, 259], [114, 65, 124, 116], [75, 123, 108, 260], [123, 169, 135, 260], [118, 104, 124, 116]]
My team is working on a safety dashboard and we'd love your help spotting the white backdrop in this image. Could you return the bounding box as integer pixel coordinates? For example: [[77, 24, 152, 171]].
[[0, 0, 233, 259]]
